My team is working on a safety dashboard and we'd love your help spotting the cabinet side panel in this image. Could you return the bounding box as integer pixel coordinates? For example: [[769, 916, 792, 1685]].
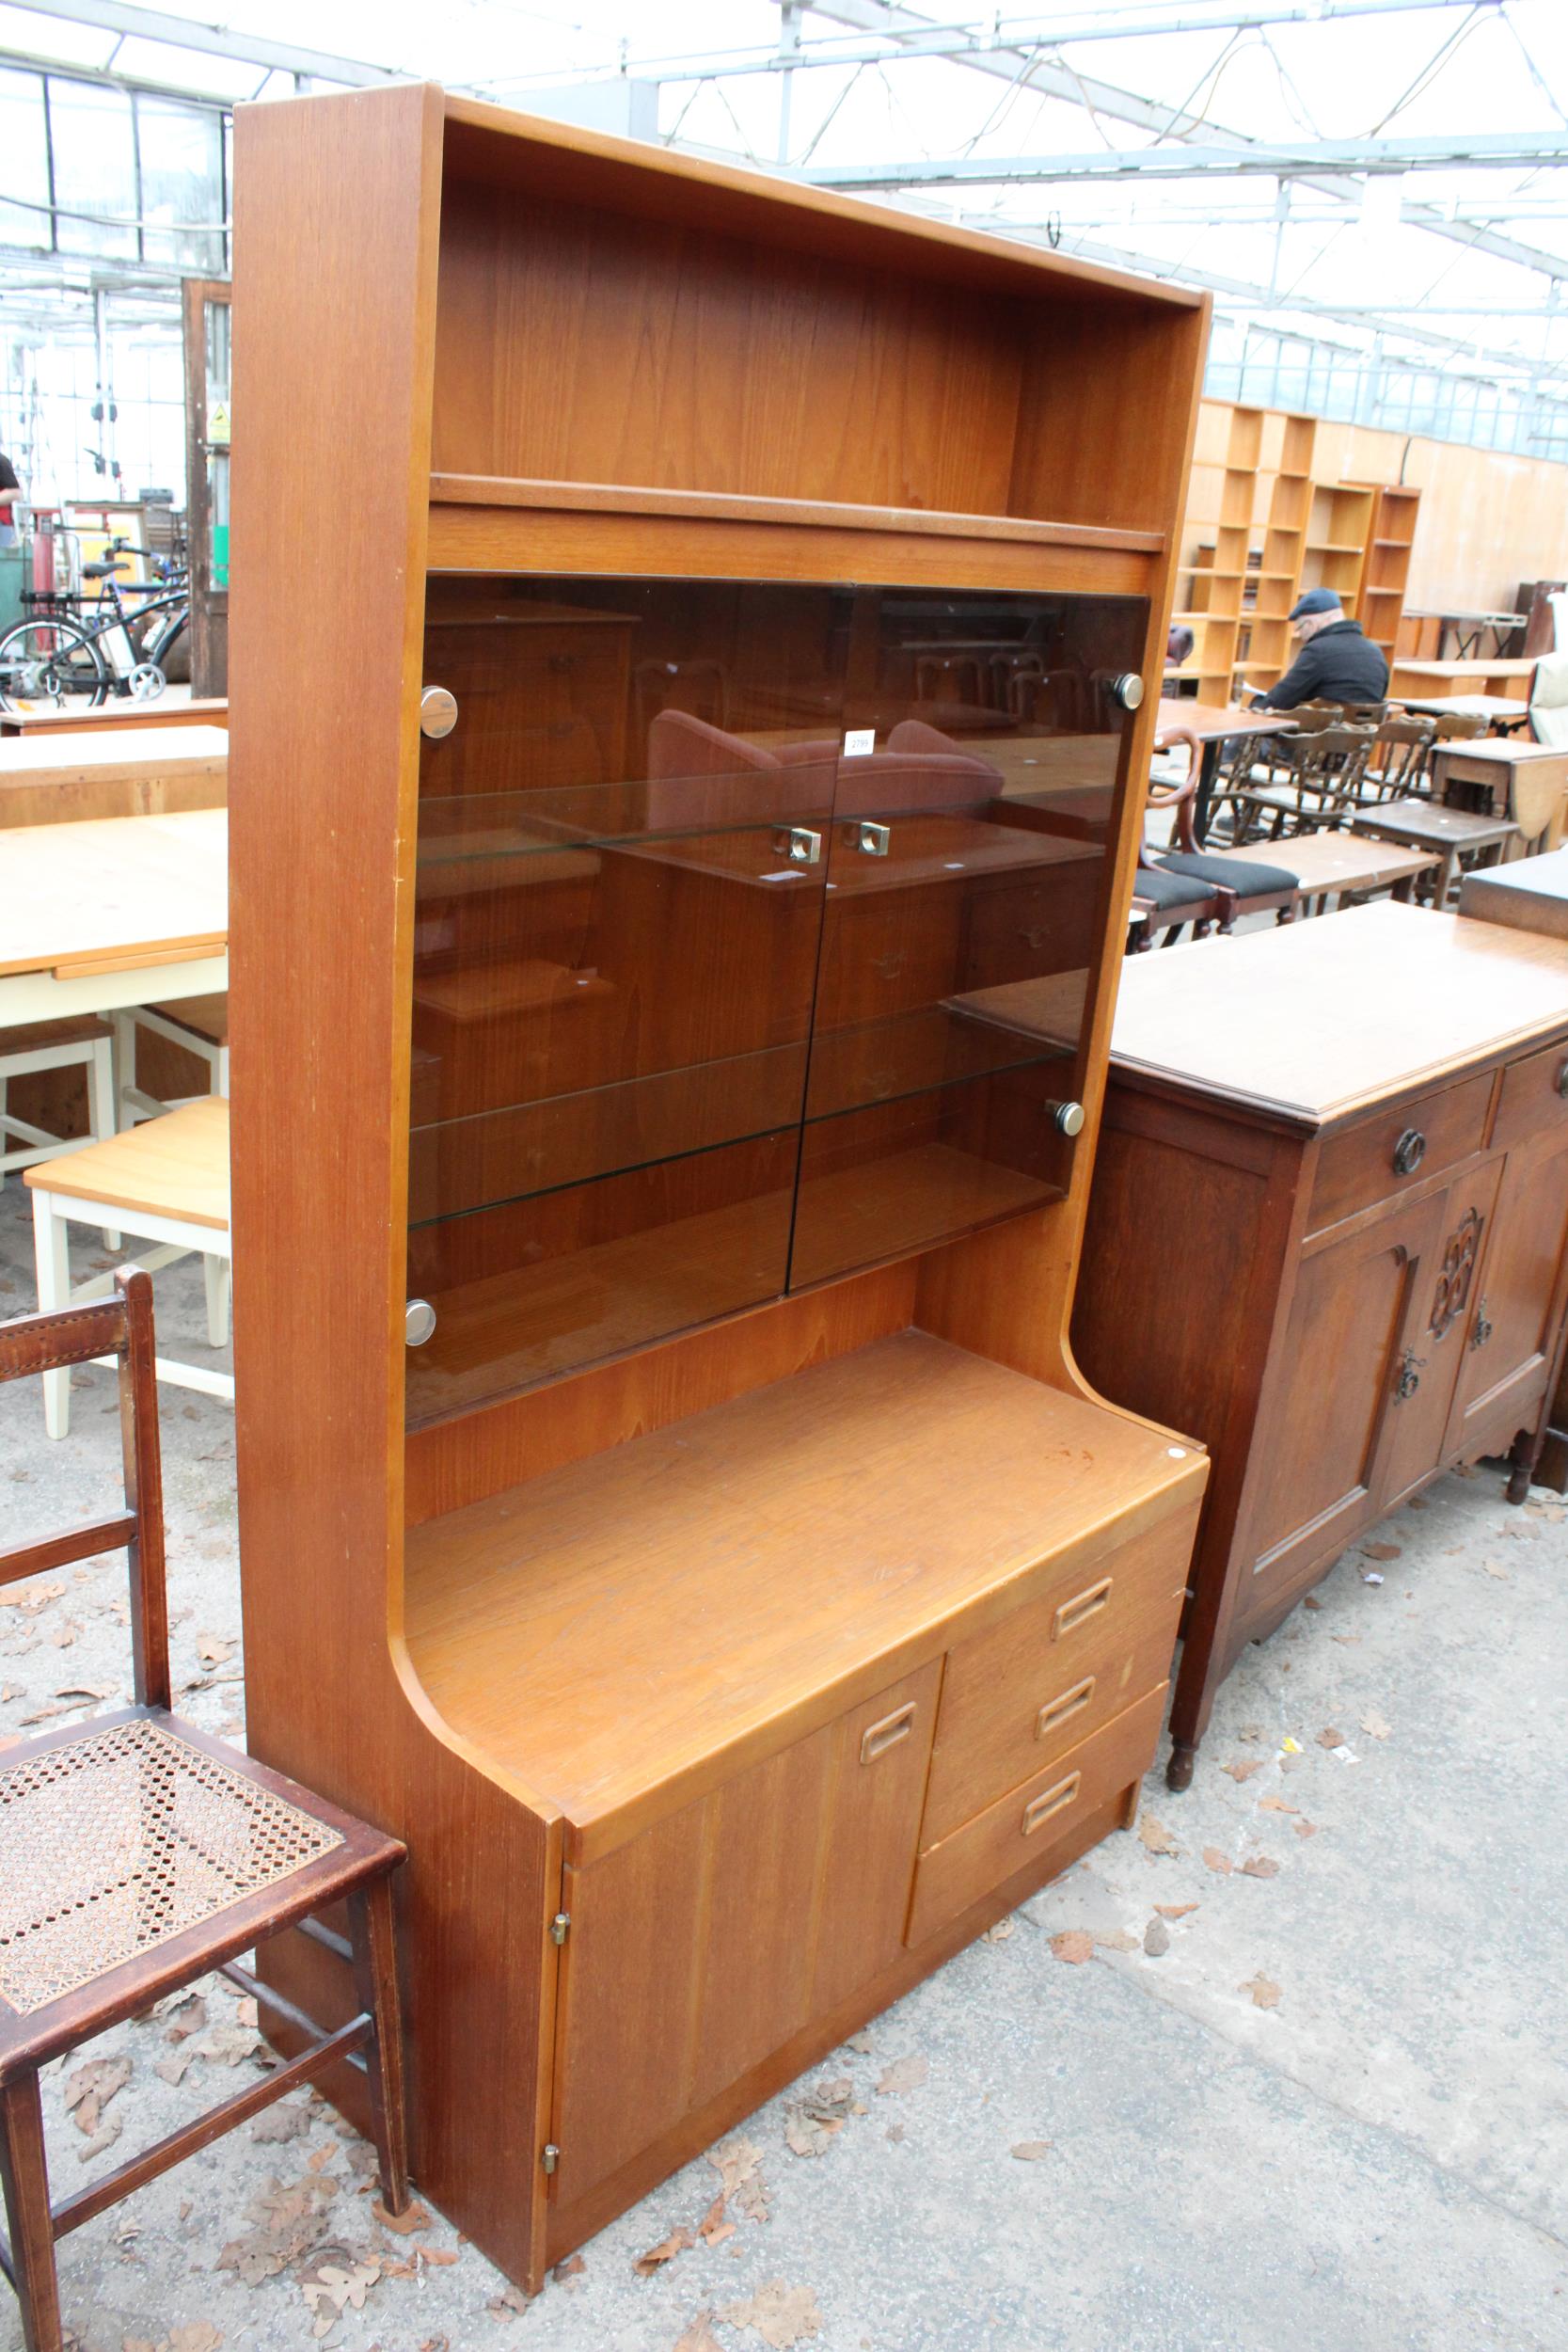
[[230, 87, 556, 2290]]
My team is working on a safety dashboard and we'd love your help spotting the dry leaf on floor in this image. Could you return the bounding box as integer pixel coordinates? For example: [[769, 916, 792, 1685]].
[[420, 2245, 459, 2267], [249, 2101, 308, 2143], [984, 1917, 1017, 1943], [707, 2134, 768, 2222], [720, 2280, 824, 2348], [0, 1581, 64, 1613], [489, 2284, 531, 2316], [1094, 1929, 1139, 1952], [217, 2173, 338, 2285], [699, 2193, 735, 2248], [1155, 1902, 1198, 1919], [1238, 1724, 1263, 1742], [300, 2253, 380, 2338], [197, 1633, 235, 1665], [673, 2313, 726, 2352], [164, 1995, 208, 2043], [155, 2052, 194, 2088], [1241, 1854, 1280, 1879], [875, 2054, 928, 2095], [167, 2329, 224, 2352], [1316, 1727, 1343, 1748], [1483, 1560, 1510, 1579], [1202, 1849, 1233, 1876], [1361, 1710, 1392, 1740], [1010, 2141, 1053, 2160], [636, 2226, 695, 2276], [66, 2055, 132, 2137], [1137, 1813, 1180, 1856], [845, 2031, 874, 2054], [1258, 1796, 1298, 1814], [1221, 1759, 1264, 1783], [196, 2024, 261, 2066], [373, 2197, 430, 2233], [1242, 1973, 1282, 2010], [1302, 1595, 1323, 1611], [77, 2117, 123, 2162], [1294, 1819, 1320, 1838], [552, 2253, 587, 2283], [1362, 1542, 1402, 1562], [1048, 1930, 1095, 1965]]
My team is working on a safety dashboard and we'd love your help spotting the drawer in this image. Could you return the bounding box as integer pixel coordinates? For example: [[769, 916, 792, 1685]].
[[906, 1683, 1166, 1948], [1307, 1070, 1492, 1232], [920, 1508, 1193, 1846], [1491, 1036, 1568, 1153]]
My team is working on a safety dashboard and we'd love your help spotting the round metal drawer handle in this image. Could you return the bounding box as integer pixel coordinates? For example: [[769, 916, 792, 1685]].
[[1047, 1100, 1086, 1138], [404, 1299, 437, 1347], [1392, 1128, 1427, 1177], [420, 685, 457, 739]]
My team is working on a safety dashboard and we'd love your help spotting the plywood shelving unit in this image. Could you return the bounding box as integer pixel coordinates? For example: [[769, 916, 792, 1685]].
[[1232, 410, 1316, 696], [1356, 480, 1422, 665], [1174, 404, 1261, 701]]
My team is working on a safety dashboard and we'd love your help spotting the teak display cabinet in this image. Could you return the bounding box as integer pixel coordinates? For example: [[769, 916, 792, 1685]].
[[229, 85, 1210, 2291]]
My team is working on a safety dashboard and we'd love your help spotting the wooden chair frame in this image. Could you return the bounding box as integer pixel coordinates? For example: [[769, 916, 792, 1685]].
[[1148, 726, 1296, 933], [0, 1270, 410, 2352]]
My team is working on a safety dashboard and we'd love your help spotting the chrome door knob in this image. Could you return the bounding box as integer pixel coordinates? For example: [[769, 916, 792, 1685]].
[[404, 1299, 437, 1347], [1047, 1100, 1086, 1137], [1107, 674, 1145, 712], [420, 686, 458, 739]]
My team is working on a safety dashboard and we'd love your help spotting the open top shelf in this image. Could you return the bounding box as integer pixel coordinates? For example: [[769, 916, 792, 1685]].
[[403, 1329, 1198, 1857]]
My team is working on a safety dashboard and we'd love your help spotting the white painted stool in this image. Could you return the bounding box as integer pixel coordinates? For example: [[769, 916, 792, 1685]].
[[112, 993, 230, 1124], [24, 1095, 231, 1437]]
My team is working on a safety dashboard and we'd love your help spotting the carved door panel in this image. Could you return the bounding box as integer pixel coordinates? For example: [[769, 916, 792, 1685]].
[[1447, 1126, 1568, 1458], [1242, 1186, 1452, 1600], [1375, 1161, 1503, 1510]]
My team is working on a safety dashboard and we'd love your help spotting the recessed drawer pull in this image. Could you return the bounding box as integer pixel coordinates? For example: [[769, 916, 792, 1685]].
[[1036, 1677, 1096, 1739], [1022, 1772, 1082, 1836], [1052, 1576, 1113, 1640], [860, 1702, 916, 1764]]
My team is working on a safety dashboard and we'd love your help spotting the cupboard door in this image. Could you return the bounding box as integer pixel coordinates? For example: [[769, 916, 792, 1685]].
[[1242, 1187, 1451, 1597], [788, 586, 1149, 1288], [550, 1665, 938, 2207], [1448, 1126, 1568, 1455], [1375, 1161, 1503, 1510]]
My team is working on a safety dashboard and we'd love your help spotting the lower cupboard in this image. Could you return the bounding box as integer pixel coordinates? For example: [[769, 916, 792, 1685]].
[[543, 1493, 1196, 2243]]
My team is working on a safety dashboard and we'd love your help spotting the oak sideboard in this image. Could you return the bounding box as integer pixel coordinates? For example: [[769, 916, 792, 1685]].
[[1073, 898, 1568, 1788]]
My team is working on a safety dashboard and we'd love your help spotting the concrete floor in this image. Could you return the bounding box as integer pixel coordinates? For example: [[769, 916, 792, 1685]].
[[1, 1183, 1564, 2352]]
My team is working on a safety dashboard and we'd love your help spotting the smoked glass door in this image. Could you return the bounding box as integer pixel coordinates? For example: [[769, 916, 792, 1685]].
[[405, 575, 840, 1424], [791, 587, 1148, 1288], [405, 574, 1148, 1422]]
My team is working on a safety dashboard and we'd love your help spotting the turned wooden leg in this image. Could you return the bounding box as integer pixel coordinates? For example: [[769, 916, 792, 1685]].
[[0, 2070, 63, 2352], [1165, 1740, 1198, 1792], [349, 1877, 410, 2216]]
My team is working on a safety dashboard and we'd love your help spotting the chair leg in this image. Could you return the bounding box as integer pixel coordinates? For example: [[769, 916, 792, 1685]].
[[0, 2070, 63, 2352], [87, 1037, 120, 1250], [203, 1255, 231, 1348], [215, 1042, 230, 1098], [110, 1010, 137, 1129], [30, 1191, 71, 1440], [348, 1876, 410, 2216]]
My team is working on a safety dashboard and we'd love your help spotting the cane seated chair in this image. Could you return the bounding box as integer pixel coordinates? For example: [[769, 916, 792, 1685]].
[[0, 1269, 410, 2352]]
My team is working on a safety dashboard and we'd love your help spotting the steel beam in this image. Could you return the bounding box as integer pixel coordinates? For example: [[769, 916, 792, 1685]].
[[12, 0, 395, 89], [804, 132, 1568, 186]]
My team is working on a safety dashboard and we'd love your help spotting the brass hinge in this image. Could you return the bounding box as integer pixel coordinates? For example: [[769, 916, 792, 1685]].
[[542, 2142, 560, 2176], [550, 1911, 571, 1946]]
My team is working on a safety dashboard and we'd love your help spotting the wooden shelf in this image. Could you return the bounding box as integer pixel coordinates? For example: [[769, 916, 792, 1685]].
[[404, 1330, 1196, 1856], [429, 472, 1165, 557]]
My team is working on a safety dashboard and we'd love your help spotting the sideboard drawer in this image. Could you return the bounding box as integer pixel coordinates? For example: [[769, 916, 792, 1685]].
[[906, 1682, 1166, 1947], [1492, 1036, 1568, 1153], [1307, 1070, 1492, 1232], [921, 1508, 1192, 1845]]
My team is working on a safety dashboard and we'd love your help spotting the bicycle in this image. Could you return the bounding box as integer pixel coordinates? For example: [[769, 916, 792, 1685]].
[[0, 536, 192, 715]]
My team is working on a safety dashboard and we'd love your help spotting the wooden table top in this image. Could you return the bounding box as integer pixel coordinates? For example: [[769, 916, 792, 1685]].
[[1109, 899, 1568, 1125], [1390, 659, 1535, 684], [0, 698, 228, 737], [1431, 738, 1566, 768], [1459, 846, 1568, 938], [1157, 697, 1283, 743], [1352, 797, 1520, 848], [1392, 695, 1528, 723], [0, 725, 229, 781], [0, 807, 228, 980], [1201, 833, 1437, 893]]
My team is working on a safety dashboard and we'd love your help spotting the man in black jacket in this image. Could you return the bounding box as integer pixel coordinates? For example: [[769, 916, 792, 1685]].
[[1251, 586, 1388, 709]]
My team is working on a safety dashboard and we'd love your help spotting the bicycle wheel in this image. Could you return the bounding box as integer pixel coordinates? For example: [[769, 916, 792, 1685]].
[[0, 616, 110, 714]]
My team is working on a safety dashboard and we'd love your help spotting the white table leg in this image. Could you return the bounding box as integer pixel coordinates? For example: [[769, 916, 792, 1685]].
[[204, 1253, 231, 1348], [31, 1188, 71, 1438], [87, 1035, 121, 1249]]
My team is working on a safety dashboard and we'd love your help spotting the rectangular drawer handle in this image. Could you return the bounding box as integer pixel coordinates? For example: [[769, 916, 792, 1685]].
[[1022, 1772, 1082, 1836], [860, 1702, 916, 1765], [1052, 1576, 1113, 1640], [1036, 1677, 1096, 1740]]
